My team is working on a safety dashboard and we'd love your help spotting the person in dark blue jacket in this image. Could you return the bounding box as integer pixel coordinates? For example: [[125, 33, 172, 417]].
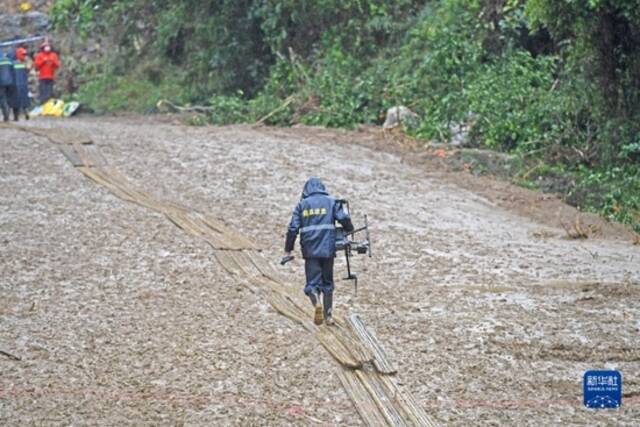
[[8, 50, 30, 121], [285, 177, 354, 325], [0, 52, 15, 122]]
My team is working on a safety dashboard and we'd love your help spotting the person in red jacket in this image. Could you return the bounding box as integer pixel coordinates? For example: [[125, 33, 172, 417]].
[[34, 43, 61, 104]]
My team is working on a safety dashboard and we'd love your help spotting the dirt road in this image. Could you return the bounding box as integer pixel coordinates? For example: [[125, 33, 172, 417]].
[[1, 117, 639, 425]]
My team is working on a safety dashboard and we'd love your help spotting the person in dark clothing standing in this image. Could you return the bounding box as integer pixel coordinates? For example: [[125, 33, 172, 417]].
[[285, 177, 354, 325], [0, 53, 15, 122], [8, 50, 30, 120]]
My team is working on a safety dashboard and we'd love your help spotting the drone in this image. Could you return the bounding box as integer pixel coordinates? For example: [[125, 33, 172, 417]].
[[281, 199, 372, 295], [334, 199, 371, 295]]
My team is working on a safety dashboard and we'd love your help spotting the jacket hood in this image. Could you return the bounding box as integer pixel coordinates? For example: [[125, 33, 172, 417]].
[[302, 177, 328, 198]]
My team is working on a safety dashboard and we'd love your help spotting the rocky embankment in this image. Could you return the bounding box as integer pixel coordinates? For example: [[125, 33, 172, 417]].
[[0, 1, 51, 41]]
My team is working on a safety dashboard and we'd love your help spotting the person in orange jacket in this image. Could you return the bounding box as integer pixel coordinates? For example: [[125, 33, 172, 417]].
[[34, 42, 60, 104]]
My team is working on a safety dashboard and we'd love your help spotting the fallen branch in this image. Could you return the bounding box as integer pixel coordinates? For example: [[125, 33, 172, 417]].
[[519, 161, 545, 181], [0, 350, 21, 361], [561, 216, 599, 239], [254, 96, 295, 126], [156, 99, 215, 114]]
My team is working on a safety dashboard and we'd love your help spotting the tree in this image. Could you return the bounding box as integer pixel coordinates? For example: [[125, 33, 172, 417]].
[[526, 0, 640, 116]]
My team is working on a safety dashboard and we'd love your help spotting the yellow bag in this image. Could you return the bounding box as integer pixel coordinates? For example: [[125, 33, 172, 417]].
[[42, 99, 65, 117], [41, 99, 55, 115]]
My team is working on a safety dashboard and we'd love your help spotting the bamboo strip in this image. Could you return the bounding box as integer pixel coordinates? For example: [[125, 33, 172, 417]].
[[248, 274, 290, 296], [356, 370, 407, 427], [164, 211, 202, 237], [202, 215, 259, 250], [89, 168, 153, 206], [245, 252, 291, 286], [75, 143, 107, 166], [316, 329, 363, 369], [58, 144, 83, 166], [338, 370, 389, 427], [107, 168, 192, 213], [78, 167, 137, 203], [267, 293, 316, 333], [331, 324, 374, 365], [377, 374, 438, 427], [213, 251, 243, 276], [348, 314, 397, 375], [229, 251, 262, 277]]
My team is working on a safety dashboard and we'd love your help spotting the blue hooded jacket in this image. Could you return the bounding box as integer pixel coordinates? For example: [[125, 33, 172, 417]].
[[285, 178, 354, 258], [0, 53, 15, 87], [9, 60, 30, 109]]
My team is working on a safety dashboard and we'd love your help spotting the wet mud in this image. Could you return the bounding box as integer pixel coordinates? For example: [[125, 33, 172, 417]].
[[1, 117, 639, 425]]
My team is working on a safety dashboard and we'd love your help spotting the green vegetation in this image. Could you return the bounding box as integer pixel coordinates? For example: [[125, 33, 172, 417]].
[[52, 0, 640, 232], [76, 74, 185, 113]]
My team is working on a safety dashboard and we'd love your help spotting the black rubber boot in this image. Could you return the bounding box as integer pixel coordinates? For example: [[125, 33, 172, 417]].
[[323, 292, 334, 325], [308, 292, 318, 306]]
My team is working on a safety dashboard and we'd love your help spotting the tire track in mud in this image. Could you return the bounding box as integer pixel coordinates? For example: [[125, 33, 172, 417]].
[[8, 124, 437, 427]]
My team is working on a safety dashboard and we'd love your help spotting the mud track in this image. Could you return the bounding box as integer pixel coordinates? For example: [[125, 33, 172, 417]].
[[1, 116, 639, 425]]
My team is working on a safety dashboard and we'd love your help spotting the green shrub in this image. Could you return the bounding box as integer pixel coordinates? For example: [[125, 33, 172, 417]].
[[573, 166, 640, 233], [53, 0, 640, 233], [77, 75, 186, 113], [466, 50, 556, 151]]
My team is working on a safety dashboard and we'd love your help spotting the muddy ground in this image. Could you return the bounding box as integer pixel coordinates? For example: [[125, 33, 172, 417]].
[[1, 116, 639, 426]]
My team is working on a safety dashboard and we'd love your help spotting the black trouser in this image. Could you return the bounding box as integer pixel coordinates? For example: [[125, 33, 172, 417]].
[[304, 257, 335, 317], [13, 107, 29, 120], [303, 257, 334, 297], [0, 86, 10, 121], [38, 79, 54, 104]]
